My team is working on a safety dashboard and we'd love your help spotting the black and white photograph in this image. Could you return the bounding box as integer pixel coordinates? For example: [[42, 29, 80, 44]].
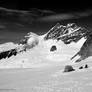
[[0, 0, 92, 92]]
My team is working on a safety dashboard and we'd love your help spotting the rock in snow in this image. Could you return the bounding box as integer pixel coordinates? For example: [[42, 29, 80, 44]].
[[85, 64, 88, 68], [63, 65, 75, 72], [79, 66, 83, 69], [50, 45, 57, 52]]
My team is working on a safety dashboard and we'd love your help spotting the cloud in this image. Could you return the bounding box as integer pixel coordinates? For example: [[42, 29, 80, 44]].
[[38, 9, 92, 22]]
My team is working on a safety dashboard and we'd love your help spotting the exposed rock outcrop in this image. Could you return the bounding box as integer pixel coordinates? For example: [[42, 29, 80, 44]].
[[85, 64, 88, 68], [0, 48, 17, 60], [79, 66, 83, 69], [44, 23, 88, 44], [50, 45, 57, 52], [71, 34, 92, 62], [63, 65, 75, 72]]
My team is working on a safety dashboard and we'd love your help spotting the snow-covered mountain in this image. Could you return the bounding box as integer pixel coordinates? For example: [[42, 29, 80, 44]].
[[0, 22, 91, 68]]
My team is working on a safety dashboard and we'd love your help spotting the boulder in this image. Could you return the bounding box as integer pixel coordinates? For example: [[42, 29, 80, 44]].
[[63, 65, 75, 72], [79, 66, 83, 69], [85, 64, 88, 68], [50, 45, 57, 52]]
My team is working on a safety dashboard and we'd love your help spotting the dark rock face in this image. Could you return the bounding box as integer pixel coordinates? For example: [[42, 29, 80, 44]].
[[79, 64, 88, 70], [63, 65, 75, 72], [71, 35, 92, 62], [79, 66, 83, 69], [0, 49, 17, 60], [44, 23, 88, 43], [50, 45, 57, 52], [85, 64, 88, 68]]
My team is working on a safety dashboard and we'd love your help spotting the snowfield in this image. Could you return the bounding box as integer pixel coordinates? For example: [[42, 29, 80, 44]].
[[0, 57, 92, 92]]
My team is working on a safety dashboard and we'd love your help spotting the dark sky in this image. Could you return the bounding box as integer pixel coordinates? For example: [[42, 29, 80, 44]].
[[0, 0, 92, 12], [0, 0, 92, 43]]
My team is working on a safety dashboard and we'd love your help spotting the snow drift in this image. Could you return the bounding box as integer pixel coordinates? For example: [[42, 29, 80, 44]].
[[0, 23, 91, 68]]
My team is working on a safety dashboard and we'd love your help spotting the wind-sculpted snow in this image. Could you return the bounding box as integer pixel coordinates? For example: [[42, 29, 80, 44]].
[[0, 22, 91, 68]]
